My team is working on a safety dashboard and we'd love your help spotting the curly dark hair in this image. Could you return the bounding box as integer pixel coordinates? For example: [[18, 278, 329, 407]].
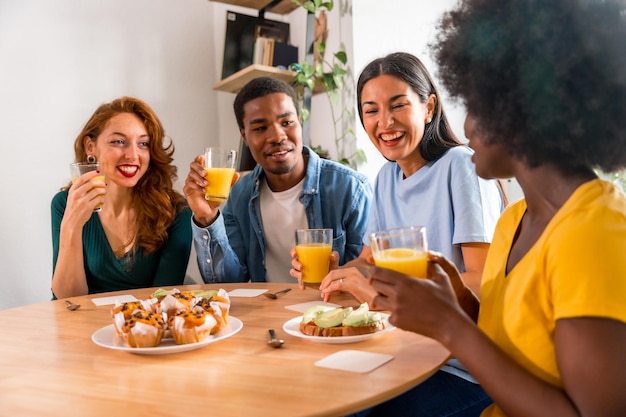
[[233, 76, 300, 129], [72, 96, 187, 254], [356, 52, 462, 161], [432, 0, 626, 174]]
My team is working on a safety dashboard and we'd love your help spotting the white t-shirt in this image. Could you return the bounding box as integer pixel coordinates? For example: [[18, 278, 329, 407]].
[[259, 177, 308, 282]]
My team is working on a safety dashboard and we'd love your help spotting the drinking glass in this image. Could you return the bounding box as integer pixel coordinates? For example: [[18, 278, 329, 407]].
[[370, 226, 428, 278], [70, 162, 105, 212], [295, 228, 333, 284], [203, 148, 237, 203]]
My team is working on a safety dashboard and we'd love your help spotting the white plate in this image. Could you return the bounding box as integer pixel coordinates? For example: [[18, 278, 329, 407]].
[[91, 316, 243, 355], [282, 314, 395, 344]]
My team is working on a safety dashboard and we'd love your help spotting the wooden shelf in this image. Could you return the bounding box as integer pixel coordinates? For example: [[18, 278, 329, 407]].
[[213, 64, 326, 95], [213, 64, 297, 93], [208, 0, 299, 15]]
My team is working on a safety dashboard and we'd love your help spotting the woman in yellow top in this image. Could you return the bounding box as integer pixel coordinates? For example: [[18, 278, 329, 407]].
[[360, 0, 626, 416]]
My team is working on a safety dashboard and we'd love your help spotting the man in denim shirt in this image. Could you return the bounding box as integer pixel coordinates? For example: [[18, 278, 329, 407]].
[[183, 77, 372, 283]]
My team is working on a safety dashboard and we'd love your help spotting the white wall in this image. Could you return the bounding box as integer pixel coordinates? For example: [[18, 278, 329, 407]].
[[0, 0, 223, 309]]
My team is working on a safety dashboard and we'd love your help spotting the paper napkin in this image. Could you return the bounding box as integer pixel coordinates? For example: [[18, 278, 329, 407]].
[[284, 300, 341, 313], [227, 288, 268, 297], [315, 350, 394, 373], [91, 294, 139, 306]]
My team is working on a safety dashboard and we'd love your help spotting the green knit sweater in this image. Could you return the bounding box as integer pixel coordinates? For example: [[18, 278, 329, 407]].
[[51, 190, 192, 297]]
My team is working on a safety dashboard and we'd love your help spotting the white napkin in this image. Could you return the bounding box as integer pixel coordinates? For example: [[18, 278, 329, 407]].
[[284, 300, 341, 313], [315, 350, 394, 373], [227, 288, 268, 297], [91, 294, 138, 306]]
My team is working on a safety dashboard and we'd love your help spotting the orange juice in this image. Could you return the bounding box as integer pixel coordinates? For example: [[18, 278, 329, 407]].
[[373, 248, 428, 278], [295, 243, 332, 283], [204, 167, 235, 202], [71, 175, 105, 184], [71, 175, 105, 211], [92, 175, 105, 211]]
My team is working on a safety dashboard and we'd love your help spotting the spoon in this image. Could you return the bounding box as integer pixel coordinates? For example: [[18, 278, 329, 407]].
[[267, 329, 284, 348], [263, 288, 292, 299], [64, 300, 81, 311]]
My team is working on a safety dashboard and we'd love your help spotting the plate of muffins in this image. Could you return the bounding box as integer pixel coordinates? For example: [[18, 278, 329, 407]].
[[92, 288, 242, 355]]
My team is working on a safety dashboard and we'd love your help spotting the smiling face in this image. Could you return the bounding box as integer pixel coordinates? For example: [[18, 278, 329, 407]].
[[240, 92, 305, 191], [360, 74, 435, 176], [85, 112, 150, 189]]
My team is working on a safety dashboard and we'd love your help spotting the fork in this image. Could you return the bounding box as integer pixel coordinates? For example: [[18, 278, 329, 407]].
[[263, 288, 292, 299]]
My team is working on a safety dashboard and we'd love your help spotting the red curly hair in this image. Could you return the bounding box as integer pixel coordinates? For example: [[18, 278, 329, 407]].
[[72, 96, 187, 254]]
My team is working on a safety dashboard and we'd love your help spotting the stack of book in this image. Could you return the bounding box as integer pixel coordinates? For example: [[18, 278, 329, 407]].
[[253, 37, 298, 68], [253, 36, 274, 66]]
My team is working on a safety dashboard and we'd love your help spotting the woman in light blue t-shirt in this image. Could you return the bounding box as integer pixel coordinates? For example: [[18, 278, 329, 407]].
[[290, 52, 504, 417], [292, 52, 504, 302], [301, 52, 504, 417]]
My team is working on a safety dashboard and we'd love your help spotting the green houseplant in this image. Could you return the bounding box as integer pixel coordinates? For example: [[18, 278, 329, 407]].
[[289, 0, 366, 168]]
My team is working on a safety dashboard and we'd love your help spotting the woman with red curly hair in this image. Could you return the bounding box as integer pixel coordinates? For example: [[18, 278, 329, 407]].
[[51, 97, 191, 298]]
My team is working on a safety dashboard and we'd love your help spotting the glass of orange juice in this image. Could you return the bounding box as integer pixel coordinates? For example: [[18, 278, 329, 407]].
[[370, 226, 428, 278], [70, 162, 105, 212], [203, 148, 237, 203], [295, 228, 333, 284]]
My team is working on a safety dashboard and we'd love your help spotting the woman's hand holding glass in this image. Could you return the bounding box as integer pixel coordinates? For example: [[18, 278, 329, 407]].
[[67, 169, 106, 223], [369, 252, 478, 337], [290, 248, 380, 306]]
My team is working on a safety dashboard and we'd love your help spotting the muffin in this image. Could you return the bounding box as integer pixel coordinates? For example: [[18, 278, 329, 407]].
[[209, 288, 231, 324], [158, 289, 196, 318], [120, 310, 166, 348], [194, 289, 231, 332], [168, 308, 217, 345], [111, 301, 146, 336]]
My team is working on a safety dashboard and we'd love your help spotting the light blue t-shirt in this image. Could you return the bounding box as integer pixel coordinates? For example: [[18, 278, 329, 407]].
[[365, 146, 503, 272]]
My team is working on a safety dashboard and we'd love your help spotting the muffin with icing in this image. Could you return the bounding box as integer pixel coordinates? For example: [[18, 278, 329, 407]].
[[158, 289, 197, 318], [120, 310, 166, 348], [167, 307, 217, 345], [111, 301, 146, 336], [194, 289, 231, 332], [209, 288, 231, 324]]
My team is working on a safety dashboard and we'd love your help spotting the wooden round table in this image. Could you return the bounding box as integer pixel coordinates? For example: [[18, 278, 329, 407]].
[[0, 283, 449, 417]]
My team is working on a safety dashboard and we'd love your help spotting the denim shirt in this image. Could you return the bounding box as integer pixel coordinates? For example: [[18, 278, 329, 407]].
[[192, 147, 373, 283]]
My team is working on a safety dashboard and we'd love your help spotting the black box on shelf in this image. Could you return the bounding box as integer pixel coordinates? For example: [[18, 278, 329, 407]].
[[222, 11, 291, 79], [272, 42, 298, 68]]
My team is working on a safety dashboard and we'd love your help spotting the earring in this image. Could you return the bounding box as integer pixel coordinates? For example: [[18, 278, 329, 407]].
[[86, 154, 97, 163], [426, 118, 432, 124]]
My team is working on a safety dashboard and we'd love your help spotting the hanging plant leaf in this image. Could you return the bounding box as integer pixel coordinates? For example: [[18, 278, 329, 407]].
[[290, 0, 334, 13], [300, 107, 310, 122], [287, 0, 366, 169], [334, 51, 347, 65]]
